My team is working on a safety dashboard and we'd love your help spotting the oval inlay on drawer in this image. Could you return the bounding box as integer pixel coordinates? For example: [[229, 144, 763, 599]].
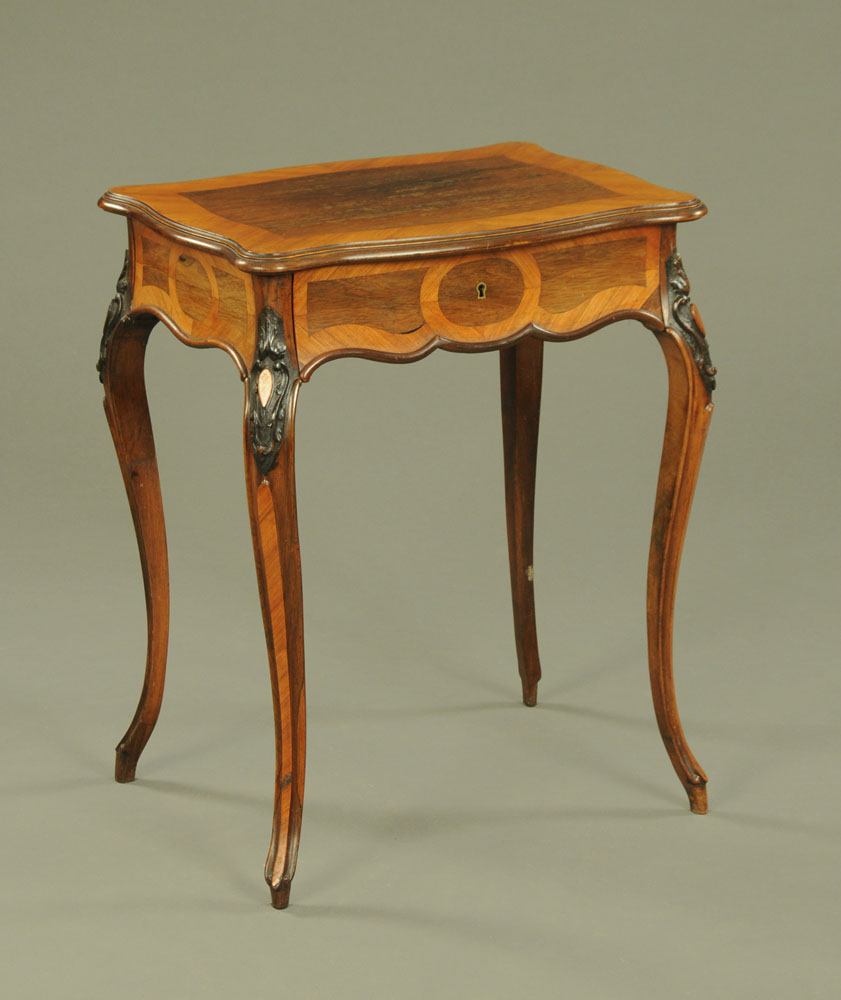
[[438, 257, 524, 326]]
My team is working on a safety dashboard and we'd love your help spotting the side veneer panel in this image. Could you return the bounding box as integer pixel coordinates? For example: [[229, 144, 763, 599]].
[[140, 235, 170, 292], [131, 223, 257, 372]]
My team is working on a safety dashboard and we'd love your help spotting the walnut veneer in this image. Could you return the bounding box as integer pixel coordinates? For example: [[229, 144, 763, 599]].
[[96, 142, 716, 909]]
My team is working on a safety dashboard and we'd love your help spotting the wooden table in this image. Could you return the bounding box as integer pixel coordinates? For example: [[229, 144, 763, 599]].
[[97, 142, 716, 909]]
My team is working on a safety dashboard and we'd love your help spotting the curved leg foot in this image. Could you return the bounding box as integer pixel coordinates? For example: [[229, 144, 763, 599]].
[[648, 274, 715, 812], [244, 306, 306, 908], [270, 881, 292, 910], [688, 784, 708, 815], [500, 336, 544, 706], [102, 313, 170, 783]]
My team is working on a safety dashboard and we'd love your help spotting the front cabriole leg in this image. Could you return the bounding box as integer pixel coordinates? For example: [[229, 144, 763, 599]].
[[243, 301, 307, 909], [648, 249, 717, 814]]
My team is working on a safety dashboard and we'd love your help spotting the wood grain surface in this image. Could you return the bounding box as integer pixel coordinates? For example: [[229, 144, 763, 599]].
[[292, 226, 661, 376], [99, 142, 705, 272], [131, 222, 256, 376]]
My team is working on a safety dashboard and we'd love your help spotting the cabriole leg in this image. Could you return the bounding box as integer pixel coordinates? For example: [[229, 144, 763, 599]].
[[648, 251, 717, 813], [101, 309, 170, 784], [243, 306, 306, 909], [500, 335, 544, 706]]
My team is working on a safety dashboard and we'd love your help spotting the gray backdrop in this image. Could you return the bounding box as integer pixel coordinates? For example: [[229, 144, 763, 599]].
[[3, 1, 839, 997]]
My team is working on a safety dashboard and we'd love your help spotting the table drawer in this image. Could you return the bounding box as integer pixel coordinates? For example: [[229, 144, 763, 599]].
[[292, 226, 661, 377]]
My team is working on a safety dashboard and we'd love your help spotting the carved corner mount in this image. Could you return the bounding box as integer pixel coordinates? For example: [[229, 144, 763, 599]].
[[97, 251, 130, 383], [665, 250, 717, 392], [247, 306, 297, 474]]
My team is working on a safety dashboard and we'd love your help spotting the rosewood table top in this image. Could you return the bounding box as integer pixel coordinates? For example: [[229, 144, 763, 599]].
[[99, 141, 706, 271]]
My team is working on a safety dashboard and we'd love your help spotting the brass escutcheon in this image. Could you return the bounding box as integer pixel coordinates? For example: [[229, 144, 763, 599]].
[[476, 282, 487, 299]]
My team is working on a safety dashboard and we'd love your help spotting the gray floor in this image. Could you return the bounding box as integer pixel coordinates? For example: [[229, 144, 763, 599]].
[[3, 1, 841, 997]]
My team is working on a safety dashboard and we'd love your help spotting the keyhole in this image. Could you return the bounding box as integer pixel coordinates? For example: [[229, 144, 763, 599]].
[[476, 282, 487, 300]]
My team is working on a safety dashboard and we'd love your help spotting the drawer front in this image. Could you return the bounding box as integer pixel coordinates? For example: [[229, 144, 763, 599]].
[[292, 227, 661, 377]]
